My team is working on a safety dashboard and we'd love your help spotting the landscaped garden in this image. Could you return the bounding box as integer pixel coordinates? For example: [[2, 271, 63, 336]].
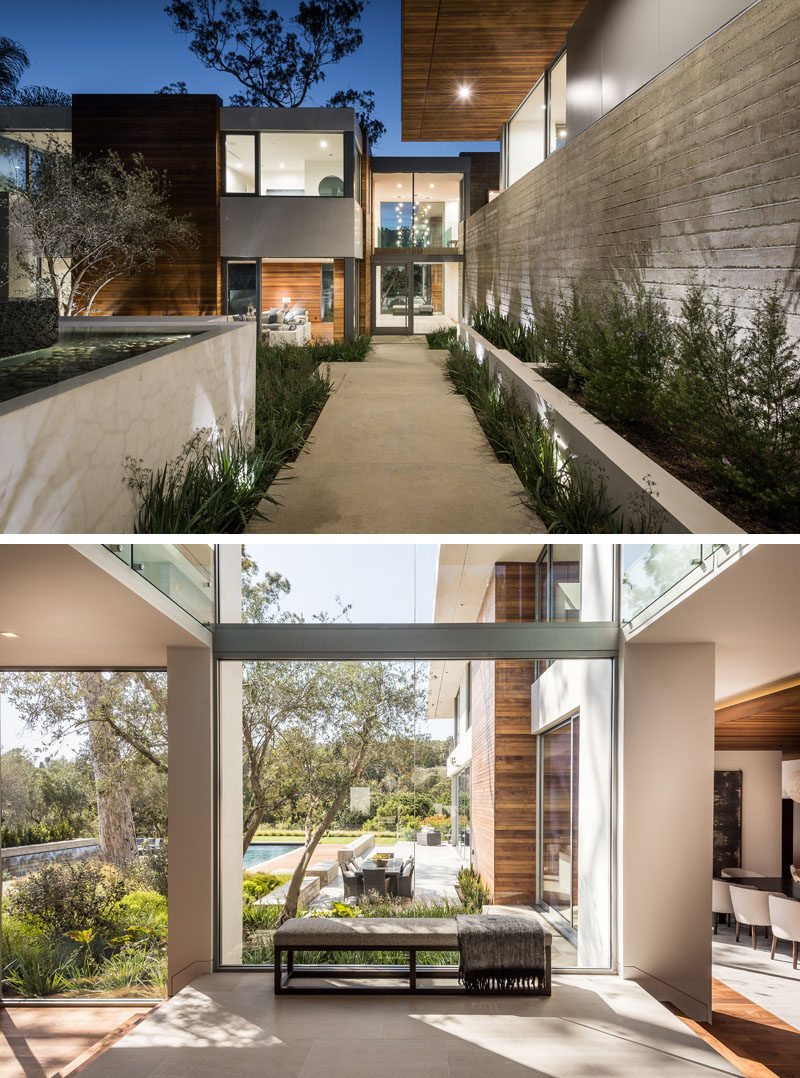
[[127, 334, 372, 533], [456, 281, 800, 532]]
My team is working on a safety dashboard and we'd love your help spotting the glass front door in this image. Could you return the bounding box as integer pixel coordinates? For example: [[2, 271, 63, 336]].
[[226, 260, 259, 318], [375, 263, 409, 332]]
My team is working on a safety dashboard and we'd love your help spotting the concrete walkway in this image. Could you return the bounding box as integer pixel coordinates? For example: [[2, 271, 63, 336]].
[[247, 337, 541, 533]]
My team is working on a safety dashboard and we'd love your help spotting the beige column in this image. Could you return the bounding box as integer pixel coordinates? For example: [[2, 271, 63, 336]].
[[218, 544, 244, 964], [618, 640, 715, 1021], [167, 645, 214, 995]]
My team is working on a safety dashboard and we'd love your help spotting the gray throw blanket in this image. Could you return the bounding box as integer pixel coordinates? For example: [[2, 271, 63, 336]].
[[456, 914, 545, 992]]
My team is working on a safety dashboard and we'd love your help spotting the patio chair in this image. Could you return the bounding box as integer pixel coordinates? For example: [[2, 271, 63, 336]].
[[769, 894, 800, 968], [397, 859, 415, 899], [362, 867, 388, 897], [730, 884, 783, 949], [341, 864, 361, 899], [712, 878, 734, 933], [721, 868, 765, 879]]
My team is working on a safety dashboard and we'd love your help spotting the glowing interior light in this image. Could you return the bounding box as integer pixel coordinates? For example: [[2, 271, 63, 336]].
[[458, 84, 472, 100]]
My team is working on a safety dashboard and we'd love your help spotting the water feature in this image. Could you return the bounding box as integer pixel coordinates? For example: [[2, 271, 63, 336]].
[[243, 841, 302, 870], [0, 332, 196, 404]]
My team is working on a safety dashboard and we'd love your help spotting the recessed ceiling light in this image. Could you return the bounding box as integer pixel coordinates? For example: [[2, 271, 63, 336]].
[[430, 183, 435, 188], [458, 84, 472, 100], [279, 162, 285, 169], [397, 183, 403, 188], [320, 139, 328, 148], [0, 631, 20, 638]]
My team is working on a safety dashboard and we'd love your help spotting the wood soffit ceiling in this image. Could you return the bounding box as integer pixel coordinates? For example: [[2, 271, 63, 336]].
[[715, 683, 800, 753], [401, 0, 589, 142]]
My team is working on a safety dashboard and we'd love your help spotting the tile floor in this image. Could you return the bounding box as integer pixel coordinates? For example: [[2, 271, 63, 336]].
[[74, 973, 742, 1078]]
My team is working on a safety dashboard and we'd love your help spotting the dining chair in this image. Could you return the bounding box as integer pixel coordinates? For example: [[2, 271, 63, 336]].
[[362, 867, 388, 896], [397, 859, 415, 899], [769, 894, 800, 969], [712, 878, 734, 933], [730, 884, 783, 949], [721, 868, 766, 879]]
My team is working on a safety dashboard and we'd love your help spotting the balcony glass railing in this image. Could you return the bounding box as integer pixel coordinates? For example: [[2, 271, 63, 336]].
[[105, 544, 214, 626], [621, 543, 742, 630]]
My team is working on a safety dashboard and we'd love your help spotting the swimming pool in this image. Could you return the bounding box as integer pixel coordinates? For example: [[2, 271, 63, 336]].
[[243, 842, 302, 870]]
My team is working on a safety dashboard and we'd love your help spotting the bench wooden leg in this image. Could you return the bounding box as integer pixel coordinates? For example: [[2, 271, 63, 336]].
[[274, 947, 283, 994], [409, 949, 417, 991]]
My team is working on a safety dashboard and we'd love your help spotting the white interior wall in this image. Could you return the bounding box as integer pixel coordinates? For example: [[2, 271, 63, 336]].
[[715, 750, 782, 875], [580, 545, 616, 621], [618, 641, 715, 1021], [532, 658, 613, 968]]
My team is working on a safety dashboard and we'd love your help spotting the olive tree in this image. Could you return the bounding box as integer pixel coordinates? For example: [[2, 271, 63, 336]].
[[9, 140, 198, 315]]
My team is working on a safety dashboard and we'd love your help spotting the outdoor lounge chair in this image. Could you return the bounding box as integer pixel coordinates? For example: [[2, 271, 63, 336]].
[[342, 864, 361, 899]]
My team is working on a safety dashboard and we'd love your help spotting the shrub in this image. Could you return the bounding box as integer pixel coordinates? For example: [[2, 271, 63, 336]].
[[473, 306, 537, 362], [8, 860, 127, 936], [444, 341, 626, 532], [130, 843, 168, 898], [254, 341, 332, 457], [425, 326, 457, 349], [456, 866, 490, 911], [113, 890, 168, 934], [127, 425, 284, 534], [242, 872, 289, 904], [93, 944, 167, 994], [0, 820, 78, 848], [2, 931, 76, 997]]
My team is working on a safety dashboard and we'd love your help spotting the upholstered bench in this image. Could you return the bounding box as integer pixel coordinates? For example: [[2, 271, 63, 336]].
[[272, 915, 552, 995]]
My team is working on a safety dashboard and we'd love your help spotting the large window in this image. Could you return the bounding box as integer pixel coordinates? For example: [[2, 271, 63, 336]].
[[224, 132, 345, 196], [505, 49, 568, 188], [373, 173, 462, 252], [541, 715, 579, 927]]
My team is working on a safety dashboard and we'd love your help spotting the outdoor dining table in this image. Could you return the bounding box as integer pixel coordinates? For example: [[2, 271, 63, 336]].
[[356, 857, 404, 876]]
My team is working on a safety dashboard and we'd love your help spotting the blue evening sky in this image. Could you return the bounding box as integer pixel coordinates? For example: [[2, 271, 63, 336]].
[[3, 0, 498, 157]]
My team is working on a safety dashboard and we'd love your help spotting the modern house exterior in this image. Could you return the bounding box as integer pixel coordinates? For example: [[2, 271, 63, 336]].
[[0, 98, 498, 338], [402, 0, 800, 333], [3, 540, 800, 1031]]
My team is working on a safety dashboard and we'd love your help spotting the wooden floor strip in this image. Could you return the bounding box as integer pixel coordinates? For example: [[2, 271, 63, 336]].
[[673, 979, 800, 1078], [54, 1008, 156, 1077]]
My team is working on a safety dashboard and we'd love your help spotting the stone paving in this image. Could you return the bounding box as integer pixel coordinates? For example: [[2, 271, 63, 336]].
[[247, 337, 540, 533]]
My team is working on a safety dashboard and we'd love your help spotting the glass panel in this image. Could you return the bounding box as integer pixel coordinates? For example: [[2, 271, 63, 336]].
[[508, 79, 546, 186], [542, 722, 574, 918], [413, 173, 462, 251], [0, 136, 27, 191], [225, 134, 256, 193], [104, 543, 132, 565], [373, 172, 413, 248], [355, 147, 363, 205], [131, 544, 214, 625], [412, 263, 459, 333], [321, 264, 334, 323], [259, 132, 344, 197], [455, 766, 471, 861], [621, 543, 720, 627], [376, 263, 409, 330], [227, 260, 258, 318], [1, 670, 168, 999], [551, 545, 581, 622], [549, 53, 568, 154]]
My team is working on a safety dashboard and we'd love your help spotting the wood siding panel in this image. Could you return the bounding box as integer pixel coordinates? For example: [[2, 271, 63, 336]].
[[71, 94, 221, 316], [262, 261, 326, 336]]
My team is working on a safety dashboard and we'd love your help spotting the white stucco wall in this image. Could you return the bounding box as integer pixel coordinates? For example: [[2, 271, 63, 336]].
[[531, 657, 613, 969], [0, 318, 255, 533], [714, 750, 783, 876]]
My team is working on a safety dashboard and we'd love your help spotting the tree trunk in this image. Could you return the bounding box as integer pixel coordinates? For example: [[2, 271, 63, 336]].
[[81, 674, 138, 868], [277, 785, 350, 925], [242, 806, 266, 855]]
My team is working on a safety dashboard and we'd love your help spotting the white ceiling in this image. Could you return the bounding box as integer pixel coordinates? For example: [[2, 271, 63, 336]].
[[0, 545, 210, 670], [630, 544, 800, 704]]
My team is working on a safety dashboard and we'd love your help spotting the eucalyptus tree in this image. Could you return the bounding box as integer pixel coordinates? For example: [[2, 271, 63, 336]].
[[0, 37, 29, 103]]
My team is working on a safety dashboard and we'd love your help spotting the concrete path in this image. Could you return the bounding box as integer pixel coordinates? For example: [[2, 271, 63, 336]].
[[247, 337, 541, 533]]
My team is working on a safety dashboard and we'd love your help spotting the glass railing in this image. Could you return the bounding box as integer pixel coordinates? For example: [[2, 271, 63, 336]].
[[621, 543, 743, 630], [104, 544, 214, 626]]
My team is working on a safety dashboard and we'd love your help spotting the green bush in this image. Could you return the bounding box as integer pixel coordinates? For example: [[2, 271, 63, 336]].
[[130, 843, 168, 898], [473, 306, 537, 362], [242, 872, 289, 904], [93, 944, 167, 994], [2, 929, 76, 997], [425, 326, 457, 349], [670, 284, 800, 521], [127, 425, 284, 534], [113, 890, 167, 934], [0, 821, 78, 848], [7, 860, 127, 937], [456, 866, 490, 912], [444, 341, 631, 532]]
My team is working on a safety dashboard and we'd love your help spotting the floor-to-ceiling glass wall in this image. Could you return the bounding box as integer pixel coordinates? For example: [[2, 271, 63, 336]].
[[540, 714, 579, 930], [455, 766, 471, 861]]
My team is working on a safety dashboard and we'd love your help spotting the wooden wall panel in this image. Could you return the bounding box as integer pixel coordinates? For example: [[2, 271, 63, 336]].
[[262, 261, 331, 339], [431, 264, 443, 311], [71, 94, 221, 316]]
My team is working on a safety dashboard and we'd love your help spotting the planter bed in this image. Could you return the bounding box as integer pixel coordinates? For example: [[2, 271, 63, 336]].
[[457, 324, 741, 535]]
